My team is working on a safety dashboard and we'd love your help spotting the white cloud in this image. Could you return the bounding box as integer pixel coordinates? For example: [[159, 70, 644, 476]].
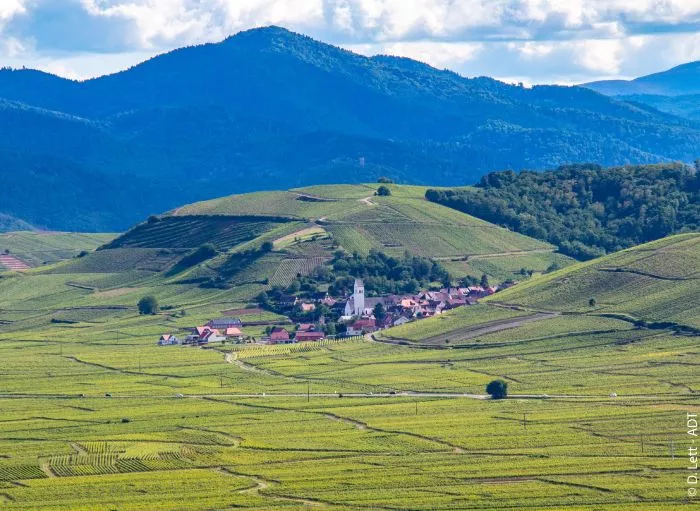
[[1, 0, 700, 83]]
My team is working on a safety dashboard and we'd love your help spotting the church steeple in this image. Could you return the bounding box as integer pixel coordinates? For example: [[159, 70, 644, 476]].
[[353, 279, 365, 316]]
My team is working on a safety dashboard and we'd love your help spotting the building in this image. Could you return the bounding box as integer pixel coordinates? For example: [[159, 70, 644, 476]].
[[342, 279, 365, 316], [207, 318, 242, 329], [158, 334, 180, 346], [199, 329, 226, 344], [268, 327, 292, 344], [295, 331, 325, 342], [225, 327, 243, 340], [347, 318, 376, 336]]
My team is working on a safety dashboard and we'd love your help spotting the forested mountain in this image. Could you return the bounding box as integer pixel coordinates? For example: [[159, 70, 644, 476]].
[[426, 162, 700, 260], [2, 26, 700, 231], [583, 62, 700, 121]]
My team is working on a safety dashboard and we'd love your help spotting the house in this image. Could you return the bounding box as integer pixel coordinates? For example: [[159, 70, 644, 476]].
[[199, 328, 226, 345], [158, 334, 180, 346], [347, 318, 377, 336], [267, 327, 292, 344], [278, 295, 298, 307], [225, 327, 243, 339], [300, 303, 316, 313], [297, 323, 316, 332], [311, 291, 329, 302], [295, 331, 325, 342], [393, 316, 411, 327], [207, 318, 242, 329]]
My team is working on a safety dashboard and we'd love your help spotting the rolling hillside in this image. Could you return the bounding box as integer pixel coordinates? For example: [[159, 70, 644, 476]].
[[0, 184, 572, 332], [2, 27, 700, 231], [0, 232, 115, 269], [488, 233, 700, 329]]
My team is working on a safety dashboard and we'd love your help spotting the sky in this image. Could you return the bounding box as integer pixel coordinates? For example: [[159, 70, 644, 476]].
[[1, 0, 699, 84]]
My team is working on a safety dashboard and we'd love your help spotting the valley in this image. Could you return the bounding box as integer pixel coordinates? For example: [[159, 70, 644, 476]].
[[0, 184, 697, 510]]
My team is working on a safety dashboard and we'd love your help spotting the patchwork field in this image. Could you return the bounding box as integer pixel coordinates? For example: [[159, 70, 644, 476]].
[[1, 191, 697, 509], [0, 305, 697, 509], [0, 232, 115, 269]]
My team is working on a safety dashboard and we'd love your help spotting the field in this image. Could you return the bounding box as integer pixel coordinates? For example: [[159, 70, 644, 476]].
[[0, 302, 698, 509], [1, 193, 697, 509], [0, 232, 115, 268]]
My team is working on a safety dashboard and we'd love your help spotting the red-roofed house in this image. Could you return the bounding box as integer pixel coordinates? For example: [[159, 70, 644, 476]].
[[225, 327, 243, 339], [268, 327, 292, 344], [295, 331, 325, 342], [347, 318, 376, 336]]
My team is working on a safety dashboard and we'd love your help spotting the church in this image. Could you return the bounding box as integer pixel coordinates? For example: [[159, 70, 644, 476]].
[[343, 279, 393, 317]]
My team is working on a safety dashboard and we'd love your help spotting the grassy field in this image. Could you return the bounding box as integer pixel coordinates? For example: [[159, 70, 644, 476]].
[[0, 232, 115, 268]]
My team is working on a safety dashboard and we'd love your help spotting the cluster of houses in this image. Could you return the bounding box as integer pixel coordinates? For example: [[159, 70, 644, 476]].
[[158, 318, 244, 346], [159, 279, 505, 346], [339, 279, 500, 335]]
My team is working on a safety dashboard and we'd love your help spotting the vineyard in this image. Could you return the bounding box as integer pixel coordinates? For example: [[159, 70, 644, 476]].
[[490, 233, 700, 329], [104, 216, 288, 250], [0, 232, 114, 267]]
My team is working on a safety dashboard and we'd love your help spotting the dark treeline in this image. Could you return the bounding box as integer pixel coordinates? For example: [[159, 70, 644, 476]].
[[426, 162, 700, 260]]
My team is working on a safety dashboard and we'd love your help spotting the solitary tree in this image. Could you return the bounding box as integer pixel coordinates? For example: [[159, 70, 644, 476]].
[[589, 297, 597, 307], [376, 185, 392, 197], [377, 176, 394, 184], [373, 302, 387, 322], [480, 273, 490, 288], [486, 379, 508, 399], [261, 241, 274, 252], [137, 296, 159, 315]]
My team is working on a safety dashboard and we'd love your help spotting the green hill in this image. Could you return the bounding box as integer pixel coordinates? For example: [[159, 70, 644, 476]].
[[0, 184, 572, 334], [0, 231, 115, 269], [488, 233, 700, 329]]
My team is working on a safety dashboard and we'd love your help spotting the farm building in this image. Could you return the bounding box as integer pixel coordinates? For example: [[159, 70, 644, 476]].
[[158, 334, 180, 346], [295, 331, 325, 342], [207, 318, 242, 329], [347, 318, 377, 336], [224, 327, 243, 339], [266, 327, 292, 344]]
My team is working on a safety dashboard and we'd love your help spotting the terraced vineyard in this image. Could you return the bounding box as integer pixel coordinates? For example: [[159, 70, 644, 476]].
[[104, 215, 292, 250], [0, 232, 115, 268]]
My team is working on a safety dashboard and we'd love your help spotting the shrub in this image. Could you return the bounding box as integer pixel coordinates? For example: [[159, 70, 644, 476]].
[[138, 296, 159, 315], [486, 379, 508, 399], [376, 185, 392, 196]]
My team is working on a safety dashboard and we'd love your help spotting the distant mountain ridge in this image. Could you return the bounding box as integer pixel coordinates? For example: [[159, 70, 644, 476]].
[[583, 61, 700, 96], [2, 26, 700, 231], [583, 61, 700, 121]]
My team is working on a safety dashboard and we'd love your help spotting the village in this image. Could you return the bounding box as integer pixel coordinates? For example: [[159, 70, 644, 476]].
[[159, 279, 505, 347]]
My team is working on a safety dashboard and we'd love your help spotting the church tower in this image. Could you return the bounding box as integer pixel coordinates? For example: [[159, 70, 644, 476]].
[[353, 279, 365, 316]]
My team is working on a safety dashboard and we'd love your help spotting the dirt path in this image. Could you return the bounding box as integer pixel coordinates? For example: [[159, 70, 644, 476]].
[[359, 196, 375, 206], [39, 461, 57, 478], [433, 248, 556, 262], [219, 467, 326, 507], [70, 442, 87, 455], [273, 226, 327, 248]]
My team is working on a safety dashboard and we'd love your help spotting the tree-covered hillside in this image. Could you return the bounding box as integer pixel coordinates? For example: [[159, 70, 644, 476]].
[[2, 27, 700, 231], [426, 162, 700, 260]]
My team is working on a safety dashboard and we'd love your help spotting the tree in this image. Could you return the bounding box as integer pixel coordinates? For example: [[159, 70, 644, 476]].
[[373, 302, 387, 321], [480, 273, 490, 288], [486, 379, 508, 399], [589, 297, 597, 307], [376, 185, 392, 196], [137, 296, 159, 315], [377, 176, 394, 183], [261, 241, 274, 252]]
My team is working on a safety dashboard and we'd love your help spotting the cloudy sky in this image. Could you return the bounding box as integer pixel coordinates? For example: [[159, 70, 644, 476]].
[[1, 0, 699, 84]]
